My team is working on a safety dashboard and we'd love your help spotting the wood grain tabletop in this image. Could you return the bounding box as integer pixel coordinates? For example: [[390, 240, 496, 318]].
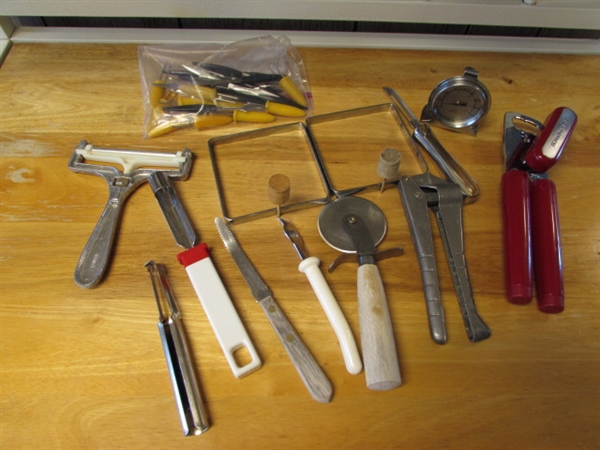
[[1, 42, 599, 449]]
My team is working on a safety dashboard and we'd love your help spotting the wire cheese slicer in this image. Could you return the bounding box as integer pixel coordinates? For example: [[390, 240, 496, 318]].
[[68, 141, 192, 288], [318, 196, 403, 391]]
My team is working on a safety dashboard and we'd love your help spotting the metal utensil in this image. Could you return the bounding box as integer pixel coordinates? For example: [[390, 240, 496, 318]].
[[398, 173, 491, 343], [215, 218, 333, 403], [68, 141, 192, 288], [318, 196, 402, 391], [145, 261, 210, 436], [384, 87, 480, 202]]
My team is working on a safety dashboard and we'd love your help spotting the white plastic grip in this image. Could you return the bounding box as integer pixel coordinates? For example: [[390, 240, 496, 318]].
[[76, 145, 187, 173], [178, 244, 262, 378], [298, 256, 363, 375]]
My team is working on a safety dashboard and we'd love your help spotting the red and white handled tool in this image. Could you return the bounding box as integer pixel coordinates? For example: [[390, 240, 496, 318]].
[[149, 171, 262, 377]]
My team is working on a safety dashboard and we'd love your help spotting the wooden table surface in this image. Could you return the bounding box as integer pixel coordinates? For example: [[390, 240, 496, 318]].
[[1, 42, 599, 450]]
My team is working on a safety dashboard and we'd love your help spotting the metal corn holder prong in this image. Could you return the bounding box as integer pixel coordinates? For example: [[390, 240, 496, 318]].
[[146, 261, 209, 436]]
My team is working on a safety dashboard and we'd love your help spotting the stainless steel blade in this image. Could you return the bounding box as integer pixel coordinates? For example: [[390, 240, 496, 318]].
[[214, 217, 333, 403], [149, 171, 198, 249], [279, 218, 308, 260], [215, 218, 271, 301]]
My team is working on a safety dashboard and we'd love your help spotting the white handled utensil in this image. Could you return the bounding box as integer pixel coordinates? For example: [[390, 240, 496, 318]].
[[149, 172, 261, 379], [279, 218, 362, 375]]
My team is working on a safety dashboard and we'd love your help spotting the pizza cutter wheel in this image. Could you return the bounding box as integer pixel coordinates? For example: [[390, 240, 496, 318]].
[[318, 196, 402, 391]]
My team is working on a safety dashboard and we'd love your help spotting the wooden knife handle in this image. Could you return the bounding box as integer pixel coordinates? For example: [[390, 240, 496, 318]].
[[357, 264, 402, 391], [259, 296, 333, 403]]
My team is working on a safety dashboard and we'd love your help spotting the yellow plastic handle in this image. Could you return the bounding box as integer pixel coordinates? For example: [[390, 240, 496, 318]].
[[147, 120, 188, 138], [279, 76, 307, 107], [177, 96, 203, 106], [266, 101, 306, 117], [233, 111, 276, 123], [150, 81, 166, 106], [194, 115, 233, 129]]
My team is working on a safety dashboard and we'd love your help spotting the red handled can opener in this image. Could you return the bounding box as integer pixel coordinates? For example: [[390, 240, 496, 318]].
[[501, 107, 577, 313]]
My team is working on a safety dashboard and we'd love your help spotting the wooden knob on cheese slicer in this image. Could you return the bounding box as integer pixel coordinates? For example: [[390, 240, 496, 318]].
[[377, 148, 401, 192], [268, 174, 290, 217]]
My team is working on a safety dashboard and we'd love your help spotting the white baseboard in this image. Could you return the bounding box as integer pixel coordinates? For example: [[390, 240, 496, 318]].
[[6, 26, 600, 54]]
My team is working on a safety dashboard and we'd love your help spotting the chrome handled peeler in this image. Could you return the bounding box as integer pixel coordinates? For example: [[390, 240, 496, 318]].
[[398, 172, 491, 344], [384, 87, 480, 202], [146, 261, 210, 436]]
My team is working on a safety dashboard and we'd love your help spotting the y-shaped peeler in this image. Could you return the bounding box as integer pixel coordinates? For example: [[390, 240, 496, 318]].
[[68, 141, 192, 288], [398, 173, 491, 344]]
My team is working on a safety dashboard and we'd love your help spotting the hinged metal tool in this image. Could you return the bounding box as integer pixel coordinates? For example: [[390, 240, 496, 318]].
[[398, 173, 491, 344], [501, 107, 577, 313], [385, 89, 490, 343]]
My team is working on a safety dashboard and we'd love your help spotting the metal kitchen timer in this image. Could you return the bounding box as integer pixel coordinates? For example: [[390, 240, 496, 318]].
[[421, 67, 491, 136]]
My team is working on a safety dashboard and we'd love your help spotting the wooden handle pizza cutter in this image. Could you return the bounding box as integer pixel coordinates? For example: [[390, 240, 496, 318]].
[[318, 196, 403, 391]]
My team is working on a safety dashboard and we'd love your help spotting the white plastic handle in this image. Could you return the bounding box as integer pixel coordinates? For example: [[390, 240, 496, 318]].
[[184, 255, 262, 378], [298, 256, 363, 375], [77, 145, 187, 173]]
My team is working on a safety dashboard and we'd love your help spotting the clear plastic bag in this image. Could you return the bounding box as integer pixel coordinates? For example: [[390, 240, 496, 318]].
[[138, 35, 313, 138]]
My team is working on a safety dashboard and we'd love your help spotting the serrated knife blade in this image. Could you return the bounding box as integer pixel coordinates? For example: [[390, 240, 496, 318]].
[[215, 217, 333, 403], [215, 218, 271, 302]]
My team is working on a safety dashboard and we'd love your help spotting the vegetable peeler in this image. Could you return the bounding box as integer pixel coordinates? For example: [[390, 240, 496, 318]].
[[145, 261, 210, 436], [384, 87, 480, 202], [502, 107, 577, 313], [148, 171, 261, 379], [68, 141, 192, 288]]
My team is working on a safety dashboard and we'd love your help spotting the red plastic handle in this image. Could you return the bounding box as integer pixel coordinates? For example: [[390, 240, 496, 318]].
[[501, 169, 533, 304], [530, 178, 564, 313]]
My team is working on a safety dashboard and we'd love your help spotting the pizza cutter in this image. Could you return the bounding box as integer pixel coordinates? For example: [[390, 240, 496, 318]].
[[318, 196, 402, 391]]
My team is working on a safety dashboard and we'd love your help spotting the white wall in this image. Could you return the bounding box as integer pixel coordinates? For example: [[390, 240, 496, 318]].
[[1, 0, 599, 30]]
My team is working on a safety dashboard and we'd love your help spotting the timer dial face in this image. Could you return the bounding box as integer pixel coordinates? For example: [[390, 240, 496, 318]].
[[430, 80, 490, 129]]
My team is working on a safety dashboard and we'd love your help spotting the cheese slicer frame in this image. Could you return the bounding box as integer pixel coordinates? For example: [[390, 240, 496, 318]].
[[208, 122, 330, 223]]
